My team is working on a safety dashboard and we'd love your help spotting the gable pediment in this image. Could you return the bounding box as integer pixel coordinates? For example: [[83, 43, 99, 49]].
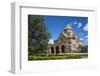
[[57, 32, 67, 42]]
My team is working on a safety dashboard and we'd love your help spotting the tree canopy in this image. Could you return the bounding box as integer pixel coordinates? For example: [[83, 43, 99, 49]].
[[80, 45, 88, 53], [28, 15, 51, 55]]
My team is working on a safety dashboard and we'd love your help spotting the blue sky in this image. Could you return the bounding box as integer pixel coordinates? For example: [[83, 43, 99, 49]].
[[44, 15, 88, 45]]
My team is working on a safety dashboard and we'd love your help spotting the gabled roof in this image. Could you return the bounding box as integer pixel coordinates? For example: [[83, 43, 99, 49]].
[[62, 32, 68, 38], [57, 32, 69, 40]]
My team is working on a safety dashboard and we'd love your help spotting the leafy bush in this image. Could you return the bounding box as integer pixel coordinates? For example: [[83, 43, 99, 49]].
[[28, 53, 88, 60]]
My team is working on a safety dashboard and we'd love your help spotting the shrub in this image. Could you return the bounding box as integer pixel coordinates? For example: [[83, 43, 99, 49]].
[[28, 53, 88, 60]]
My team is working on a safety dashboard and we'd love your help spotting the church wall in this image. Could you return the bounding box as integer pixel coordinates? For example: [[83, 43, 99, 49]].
[[48, 25, 82, 54]]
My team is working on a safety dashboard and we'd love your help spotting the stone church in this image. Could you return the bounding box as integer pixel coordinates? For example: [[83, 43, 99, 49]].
[[48, 24, 84, 54]]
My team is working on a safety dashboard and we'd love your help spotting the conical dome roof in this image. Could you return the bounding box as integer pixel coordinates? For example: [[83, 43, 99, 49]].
[[64, 24, 72, 30]]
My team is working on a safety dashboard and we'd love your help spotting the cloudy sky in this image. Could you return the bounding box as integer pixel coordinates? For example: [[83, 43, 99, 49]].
[[44, 16, 88, 45]]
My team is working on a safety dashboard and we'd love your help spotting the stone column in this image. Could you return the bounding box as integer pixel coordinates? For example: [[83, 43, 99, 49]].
[[48, 47, 51, 55], [59, 46, 62, 54], [54, 46, 56, 54]]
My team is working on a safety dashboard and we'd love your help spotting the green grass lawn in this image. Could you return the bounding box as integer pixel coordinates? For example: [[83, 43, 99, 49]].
[[28, 53, 88, 61]]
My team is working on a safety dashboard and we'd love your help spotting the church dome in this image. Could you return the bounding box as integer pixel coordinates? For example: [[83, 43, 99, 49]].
[[64, 24, 72, 30]]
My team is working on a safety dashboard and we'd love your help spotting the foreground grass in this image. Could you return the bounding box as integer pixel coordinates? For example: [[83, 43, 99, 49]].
[[28, 53, 88, 61]]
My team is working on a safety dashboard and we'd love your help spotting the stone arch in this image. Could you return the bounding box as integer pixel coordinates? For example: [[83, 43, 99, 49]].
[[56, 46, 59, 54], [51, 47, 54, 54], [61, 45, 65, 53]]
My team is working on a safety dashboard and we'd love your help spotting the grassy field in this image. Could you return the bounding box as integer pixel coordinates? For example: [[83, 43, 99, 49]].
[[28, 53, 88, 61]]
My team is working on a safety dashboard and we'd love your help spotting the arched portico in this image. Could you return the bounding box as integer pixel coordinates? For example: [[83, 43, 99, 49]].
[[49, 44, 67, 54], [51, 47, 54, 54], [56, 46, 59, 54]]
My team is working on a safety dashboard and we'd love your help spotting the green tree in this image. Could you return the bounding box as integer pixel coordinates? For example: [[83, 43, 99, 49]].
[[28, 15, 51, 55], [80, 45, 88, 53]]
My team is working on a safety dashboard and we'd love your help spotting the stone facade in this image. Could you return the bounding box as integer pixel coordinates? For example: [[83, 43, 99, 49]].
[[48, 24, 84, 54]]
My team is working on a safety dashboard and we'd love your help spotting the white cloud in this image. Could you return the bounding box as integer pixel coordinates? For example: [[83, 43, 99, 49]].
[[80, 38, 84, 41], [83, 38, 88, 45], [73, 21, 77, 25], [78, 23, 82, 28], [48, 39, 54, 44], [84, 24, 88, 31], [80, 35, 88, 45]]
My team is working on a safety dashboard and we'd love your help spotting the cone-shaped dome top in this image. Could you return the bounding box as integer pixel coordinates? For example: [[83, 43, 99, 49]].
[[64, 24, 72, 30]]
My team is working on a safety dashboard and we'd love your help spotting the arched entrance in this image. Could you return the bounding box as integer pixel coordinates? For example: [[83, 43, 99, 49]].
[[56, 46, 59, 54], [51, 47, 54, 54], [61, 45, 65, 53]]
